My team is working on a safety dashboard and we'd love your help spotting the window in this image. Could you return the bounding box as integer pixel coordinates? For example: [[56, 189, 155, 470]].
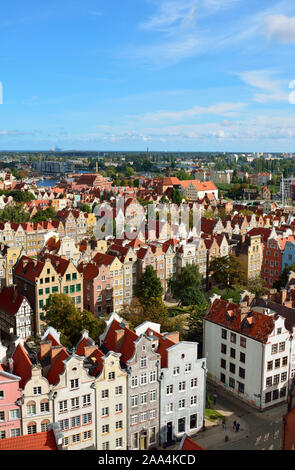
[[9, 409, 20, 420], [0, 391, 4, 400], [239, 368, 245, 379], [102, 441, 109, 450], [115, 386, 123, 396], [273, 374, 280, 385], [70, 378, 79, 390], [265, 392, 272, 403], [108, 372, 115, 380], [230, 333, 236, 344], [150, 390, 156, 402], [190, 395, 197, 405], [83, 413, 92, 425], [140, 356, 147, 368], [102, 424, 109, 434], [221, 344, 227, 354], [273, 389, 279, 401], [275, 358, 280, 369], [166, 403, 173, 413], [282, 357, 288, 367], [140, 373, 148, 386], [10, 428, 21, 437], [0, 411, 4, 422], [141, 392, 147, 404], [229, 377, 235, 389], [140, 412, 147, 422], [59, 400, 67, 413], [238, 382, 244, 394], [101, 389, 109, 399], [102, 407, 109, 417], [220, 373, 226, 384], [131, 414, 138, 425], [178, 418, 185, 433], [27, 424, 37, 434], [116, 420, 123, 430], [116, 437, 123, 449], [267, 361, 273, 371], [166, 384, 173, 395], [131, 376, 138, 388], [229, 363, 236, 374], [82, 394, 91, 407], [59, 419, 69, 431], [72, 434, 81, 444], [131, 395, 138, 407], [230, 348, 236, 359], [40, 401, 49, 413], [266, 377, 272, 387], [221, 329, 227, 339], [71, 415, 81, 428], [185, 363, 192, 373], [71, 397, 79, 409], [221, 358, 226, 369], [279, 342, 285, 352], [150, 409, 156, 420], [240, 352, 246, 364], [179, 399, 185, 409], [191, 378, 198, 388], [116, 403, 123, 413], [173, 366, 180, 376], [271, 344, 278, 354], [149, 371, 156, 383], [26, 403, 36, 416], [179, 381, 186, 392], [281, 372, 287, 382], [83, 430, 91, 441]]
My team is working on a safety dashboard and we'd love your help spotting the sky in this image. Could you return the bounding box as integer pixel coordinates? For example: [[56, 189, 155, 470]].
[[1, 0, 295, 152]]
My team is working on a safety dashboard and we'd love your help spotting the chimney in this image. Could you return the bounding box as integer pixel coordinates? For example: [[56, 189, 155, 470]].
[[281, 289, 287, 305], [84, 345, 98, 357], [165, 331, 180, 344], [39, 340, 52, 360], [50, 345, 63, 362], [11, 284, 18, 302], [114, 329, 125, 352]]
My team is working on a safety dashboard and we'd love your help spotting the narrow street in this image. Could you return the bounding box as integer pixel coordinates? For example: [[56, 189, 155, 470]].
[[191, 382, 286, 450]]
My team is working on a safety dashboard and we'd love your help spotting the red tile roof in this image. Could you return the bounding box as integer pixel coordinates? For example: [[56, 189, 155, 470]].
[[0, 286, 25, 316], [12, 343, 32, 389], [180, 435, 205, 451], [0, 431, 57, 450], [205, 298, 275, 343], [102, 319, 138, 364]]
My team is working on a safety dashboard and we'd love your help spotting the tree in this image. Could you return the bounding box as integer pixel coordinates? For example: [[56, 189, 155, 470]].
[[185, 303, 209, 343], [168, 263, 205, 306], [172, 188, 183, 205], [247, 276, 269, 296], [44, 294, 105, 348], [0, 204, 30, 223], [121, 297, 185, 336], [79, 203, 91, 214], [209, 254, 247, 288], [135, 265, 163, 304], [31, 206, 56, 222]]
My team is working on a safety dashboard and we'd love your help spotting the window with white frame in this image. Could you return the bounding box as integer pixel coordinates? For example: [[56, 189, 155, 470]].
[[83, 430, 91, 440], [131, 376, 138, 388], [71, 415, 80, 428], [70, 378, 79, 390], [82, 394, 91, 407], [150, 409, 156, 420], [131, 395, 138, 407], [102, 424, 109, 434], [115, 403, 123, 413], [150, 390, 156, 402], [116, 437, 123, 448], [71, 397, 79, 409], [72, 433, 81, 444], [149, 370, 156, 383], [131, 414, 138, 425], [102, 407, 109, 417], [101, 389, 109, 399], [33, 386, 41, 395], [115, 386, 123, 395], [166, 384, 173, 395], [166, 403, 173, 413], [140, 373, 148, 385], [83, 413, 92, 425], [115, 420, 123, 430]]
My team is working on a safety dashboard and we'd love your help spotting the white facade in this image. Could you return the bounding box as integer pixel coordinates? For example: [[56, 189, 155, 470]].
[[159, 342, 206, 444], [204, 312, 291, 410]]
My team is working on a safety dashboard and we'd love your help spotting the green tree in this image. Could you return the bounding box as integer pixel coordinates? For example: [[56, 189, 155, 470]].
[[172, 188, 183, 205], [247, 276, 269, 296], [209, 254, 247, 288], [135, 265, 163, 304], [168, 263, 204, 306], [79, 203, 91, 213], [44, 294, 105, 348]]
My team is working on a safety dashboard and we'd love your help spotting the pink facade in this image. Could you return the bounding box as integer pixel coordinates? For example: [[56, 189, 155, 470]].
[[0, 370, 22, 439], [83, 264, 114, 315]]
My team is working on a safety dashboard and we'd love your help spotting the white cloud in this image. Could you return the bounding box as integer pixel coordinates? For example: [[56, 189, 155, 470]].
[[237, 70, 289, 103], [265, 14, 295, 43]]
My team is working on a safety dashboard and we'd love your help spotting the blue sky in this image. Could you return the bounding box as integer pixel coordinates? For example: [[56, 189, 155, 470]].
[[1, 0, 295, 152]]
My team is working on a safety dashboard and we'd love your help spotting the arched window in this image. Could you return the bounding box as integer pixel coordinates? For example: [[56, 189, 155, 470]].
[[26, 401, 36, 416], [40, 399, 49, 413], [41, 419, 50, 432], [27, 421, 37, 434]]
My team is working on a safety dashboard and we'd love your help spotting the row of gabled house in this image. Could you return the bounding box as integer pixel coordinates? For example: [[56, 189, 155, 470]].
[[0, 313, 206, 450]]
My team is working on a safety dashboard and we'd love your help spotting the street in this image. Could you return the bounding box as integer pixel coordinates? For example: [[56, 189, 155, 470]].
[[192, 382, 286, 450]]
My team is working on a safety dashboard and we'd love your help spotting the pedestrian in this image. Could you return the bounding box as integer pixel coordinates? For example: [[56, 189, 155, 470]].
[[236, 422, 240, 432], [233, 420, 237, 430]]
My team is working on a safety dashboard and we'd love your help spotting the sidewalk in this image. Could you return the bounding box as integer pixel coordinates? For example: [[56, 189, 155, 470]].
[[192, 403, 248, 450]]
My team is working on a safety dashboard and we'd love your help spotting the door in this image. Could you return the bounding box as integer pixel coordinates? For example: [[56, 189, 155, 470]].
[[140, 432, 147, 450], [167, 422, 173, 442]]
